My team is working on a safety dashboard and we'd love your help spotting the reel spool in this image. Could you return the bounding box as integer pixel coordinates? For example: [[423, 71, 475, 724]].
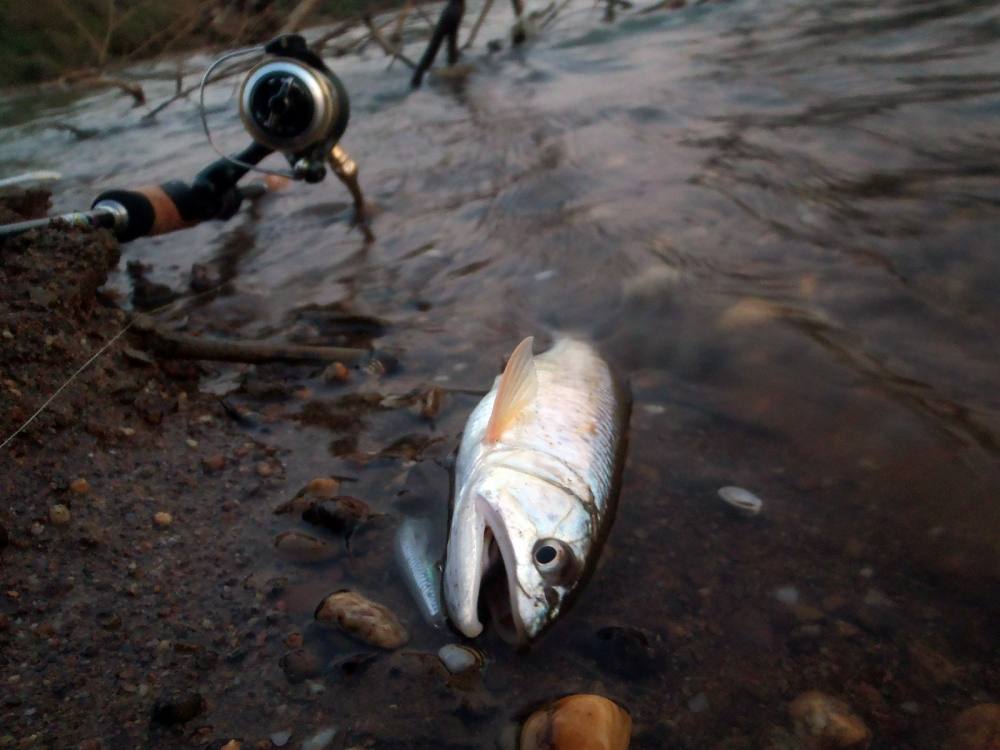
[[202, 35, 352, 184]]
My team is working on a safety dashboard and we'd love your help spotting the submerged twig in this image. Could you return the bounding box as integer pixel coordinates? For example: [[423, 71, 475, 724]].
[[132, 315, 370, 364]]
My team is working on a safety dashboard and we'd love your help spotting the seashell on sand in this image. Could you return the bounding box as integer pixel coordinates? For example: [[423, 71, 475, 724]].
[[718, 486, 763, 517], [521, 694, 631, 750]]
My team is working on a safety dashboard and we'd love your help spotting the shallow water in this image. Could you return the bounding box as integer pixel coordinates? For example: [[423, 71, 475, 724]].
[[1, 0, 998, 746]]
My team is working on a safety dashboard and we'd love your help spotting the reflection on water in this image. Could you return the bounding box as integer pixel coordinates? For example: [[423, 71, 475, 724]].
[[1, 0, 998, 745]]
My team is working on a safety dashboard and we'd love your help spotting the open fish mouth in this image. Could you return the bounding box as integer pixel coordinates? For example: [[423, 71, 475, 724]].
[[445, 492, 550, 642]]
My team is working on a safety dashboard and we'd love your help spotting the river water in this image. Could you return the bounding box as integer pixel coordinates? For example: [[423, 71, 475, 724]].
[[1, 0, 998, 747]]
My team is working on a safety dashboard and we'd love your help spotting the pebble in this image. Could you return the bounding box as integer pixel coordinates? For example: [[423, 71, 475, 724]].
[[718, 486, 763, 517], [789, 691, 871, 749], [688, 692, 710, 713], [273, 531, 339, 563], [70, 478, 90, 495], [314, 590, 409, 649], [153, 512, 173, 528], [306, 477, 340, 498], [256, 462, 275, 478], [521, 694, 632, 750], [301, 728, 337, 750], [302, 497, 372, 535], [907, 640, 959, 685], [322, 362, 350, 383], [269, 730, 292, 747], [151, 692, 206, 726], [438, 644, 484, 675], [202, 454, 226, 473], [30, 522, 44, 536], [48, 505, 71, 526], [774, 586, 800, 605], [946, 704, 1000, 750], [280, 649, 322, 684]]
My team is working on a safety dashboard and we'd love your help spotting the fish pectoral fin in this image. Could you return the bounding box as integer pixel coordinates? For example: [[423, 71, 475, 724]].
[[485, 336, 537, 444]]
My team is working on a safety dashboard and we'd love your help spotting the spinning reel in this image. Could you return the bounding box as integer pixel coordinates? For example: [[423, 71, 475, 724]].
[[0, 35, 369, 242]]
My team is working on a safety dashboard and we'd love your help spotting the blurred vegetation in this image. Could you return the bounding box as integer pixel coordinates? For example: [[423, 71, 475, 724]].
[[0, 0, 371, 87]]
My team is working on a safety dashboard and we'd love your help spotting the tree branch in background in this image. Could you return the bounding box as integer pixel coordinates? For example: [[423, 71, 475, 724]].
[[95, 76, 146, 106], [49, 0, 105, 63], [143, 58, 256, 120], [462, 0, 494, 49], [362, 14, 418, 69], [390, 0, 414, 47], [281, 0, 326, 32]]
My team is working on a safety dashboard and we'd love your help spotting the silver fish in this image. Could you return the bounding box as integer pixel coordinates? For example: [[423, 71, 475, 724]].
[[444, 336, 628, 641], [395, 516, 446, 628]]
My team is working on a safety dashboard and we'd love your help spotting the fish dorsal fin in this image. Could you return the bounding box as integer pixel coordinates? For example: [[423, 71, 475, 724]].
[[485, 336, 537, 444]]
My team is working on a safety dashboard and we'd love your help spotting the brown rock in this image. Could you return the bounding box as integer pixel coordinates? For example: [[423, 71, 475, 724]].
[[202, 454, 226, 473], [70, 478, 90, 495], [789, 691, 871, 749], [946, 704, 1000, 750], [48, 504, 71, 526], [306, 477, 340, 498], [280, 648, 323, 684], [314, 590, 408, 649], [322, 362, 350, 383], [302, 496, 372, 535], [274, 531, 338, 563], [907, 640, 959, 686], [521, 694, 632, 750], [153, 511, 173, 528]]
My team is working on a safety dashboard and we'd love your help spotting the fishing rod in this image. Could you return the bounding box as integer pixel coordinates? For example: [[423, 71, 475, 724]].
[[0, 34, 371, 243]]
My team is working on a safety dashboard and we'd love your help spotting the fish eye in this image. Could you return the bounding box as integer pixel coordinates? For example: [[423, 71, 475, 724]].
[[533, 538, 573, 577], [535, 545, 558, 565]]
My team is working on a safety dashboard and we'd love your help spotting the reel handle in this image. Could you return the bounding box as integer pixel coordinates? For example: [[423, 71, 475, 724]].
[[92, 142, 273, 241]]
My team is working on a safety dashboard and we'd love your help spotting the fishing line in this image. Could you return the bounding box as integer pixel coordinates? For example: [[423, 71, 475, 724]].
[[0, 280, 240, 452]]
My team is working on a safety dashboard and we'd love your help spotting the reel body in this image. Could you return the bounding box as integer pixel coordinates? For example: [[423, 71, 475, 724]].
[[239, 35, 352, 183]]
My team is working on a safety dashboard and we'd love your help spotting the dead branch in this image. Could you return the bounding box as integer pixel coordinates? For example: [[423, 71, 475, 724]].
[[95, 76, 146, 106], [49, 0, 104, 62], [390, 0, 414, 46], [143, 58, 255, 120], [462, 0, 495, 49], [121, 6, 203, 62], [311, 18, 359, 48], [282, 0, 326, 32], [540, 0, 574, 27], [132, 315, 371, 365], [362, 14, 418, 69], [413, 3, 438, 28], [46, 122, 98, 140]]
